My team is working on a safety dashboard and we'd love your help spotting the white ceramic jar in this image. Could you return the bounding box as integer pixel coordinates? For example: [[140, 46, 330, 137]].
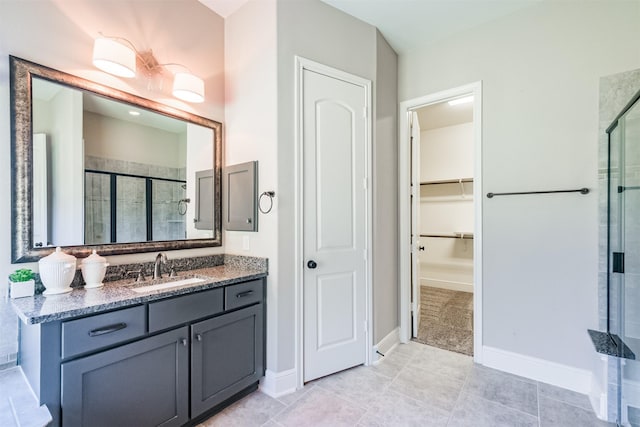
[[81, 250, 109, 289], [38, 247, 77, 295]]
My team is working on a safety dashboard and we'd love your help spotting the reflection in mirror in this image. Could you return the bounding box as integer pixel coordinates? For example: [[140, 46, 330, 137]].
[[31, 78, 214, 247], [10, 56, 222, 262]]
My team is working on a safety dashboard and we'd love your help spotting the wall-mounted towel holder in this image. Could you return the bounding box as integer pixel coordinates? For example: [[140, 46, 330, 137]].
[[486, 187, 589, 198], [258, 191, 275, 214]]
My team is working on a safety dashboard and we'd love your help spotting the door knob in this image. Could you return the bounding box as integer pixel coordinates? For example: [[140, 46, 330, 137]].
[[307, 260, 317, 269]]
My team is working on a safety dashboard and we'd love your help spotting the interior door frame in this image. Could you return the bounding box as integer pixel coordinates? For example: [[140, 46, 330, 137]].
[[294, 56, 374, 388], [398, 82, 483, 363]]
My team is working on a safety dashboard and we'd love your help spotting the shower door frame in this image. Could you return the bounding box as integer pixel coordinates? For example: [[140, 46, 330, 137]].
[[606, 87, 640, 427]]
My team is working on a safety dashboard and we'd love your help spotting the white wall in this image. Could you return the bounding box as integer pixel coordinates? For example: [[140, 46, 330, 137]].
[[84, 112, 185, 169], [420, 123, 473, 182], [35, 86, 85, 246], [224, 0, 279, 372], [399, 0, 640, 373], [420, 122, 474, 292]]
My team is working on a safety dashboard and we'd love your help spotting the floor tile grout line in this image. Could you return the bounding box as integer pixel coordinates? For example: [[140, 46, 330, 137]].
[[446, 360, 472, 426], [465, 391, 541, 420]]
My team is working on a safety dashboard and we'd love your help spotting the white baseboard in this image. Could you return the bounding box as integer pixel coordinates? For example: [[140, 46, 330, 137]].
[[372, 327, 400, 364], [482, 346, 592, 394], [420, 278, 473, 293], [259, 368, 298, 398]]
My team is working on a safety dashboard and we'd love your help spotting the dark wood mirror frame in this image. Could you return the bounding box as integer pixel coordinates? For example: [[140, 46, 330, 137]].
[[10, 56, 223, 263]]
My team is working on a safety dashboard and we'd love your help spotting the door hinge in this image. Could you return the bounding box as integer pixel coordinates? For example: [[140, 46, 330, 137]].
[[363, 178, 367, 190], [613, 252, 625, 273]]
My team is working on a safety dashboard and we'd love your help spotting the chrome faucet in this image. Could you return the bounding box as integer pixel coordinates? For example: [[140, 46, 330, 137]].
[[153, 253, 168, 279]]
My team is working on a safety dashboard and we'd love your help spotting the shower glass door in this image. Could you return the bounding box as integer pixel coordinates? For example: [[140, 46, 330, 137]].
[[609, 90, 640, 426]]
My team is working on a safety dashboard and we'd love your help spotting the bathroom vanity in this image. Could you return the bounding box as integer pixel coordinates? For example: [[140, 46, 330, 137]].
[[12, 260, 266, 427]]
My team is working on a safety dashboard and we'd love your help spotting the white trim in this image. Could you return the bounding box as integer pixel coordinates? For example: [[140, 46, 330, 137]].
[[259, 368, 298, 398], [372, 327, 401, 364], [482, 346, 592, 394], [398, 82, 483, 363], [420, 278, 473, 293], [589, 363, 607, 421], [294, 56, 374, 388]]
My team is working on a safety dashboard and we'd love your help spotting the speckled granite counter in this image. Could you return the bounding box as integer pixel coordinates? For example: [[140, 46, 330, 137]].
[[12, 261, 267, 325]]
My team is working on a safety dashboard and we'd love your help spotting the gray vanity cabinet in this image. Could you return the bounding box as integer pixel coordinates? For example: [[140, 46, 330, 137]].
[[191, 303, 263, 417], [61, 327, 189, 427], [20, 277, 266, 427]]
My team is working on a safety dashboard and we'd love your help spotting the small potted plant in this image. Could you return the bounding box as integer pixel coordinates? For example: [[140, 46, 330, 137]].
[[8, 268, 35, 299]]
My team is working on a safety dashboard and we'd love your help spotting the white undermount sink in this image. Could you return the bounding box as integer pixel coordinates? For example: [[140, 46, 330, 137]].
[[129, 277, 206, 293]]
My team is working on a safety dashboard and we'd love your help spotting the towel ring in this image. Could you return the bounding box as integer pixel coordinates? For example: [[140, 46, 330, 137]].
[[258, 191, 275, 214]]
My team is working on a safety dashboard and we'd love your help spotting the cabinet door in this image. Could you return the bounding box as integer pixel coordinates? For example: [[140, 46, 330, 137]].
[[191, 303, 264, 417], [61, 327, 189, 427]]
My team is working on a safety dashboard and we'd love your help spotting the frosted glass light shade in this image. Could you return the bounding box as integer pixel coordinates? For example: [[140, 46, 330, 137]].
[[172, 72, 205, 103], [92, 38, 136, 78]]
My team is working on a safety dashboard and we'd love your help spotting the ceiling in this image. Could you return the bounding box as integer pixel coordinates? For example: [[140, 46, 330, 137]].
[[417, 99, 473, 131], [200, 0, 543, 54]]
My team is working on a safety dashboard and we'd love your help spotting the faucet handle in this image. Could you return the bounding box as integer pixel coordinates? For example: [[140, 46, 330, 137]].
[[169, 267, 177, 277], [127, 270, 147, 282], [137, 270, 147, 282]]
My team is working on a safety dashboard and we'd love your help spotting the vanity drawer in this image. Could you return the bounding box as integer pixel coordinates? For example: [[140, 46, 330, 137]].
[[149, 287, 223, 333], [225, 279, 263, 311], [62, 305, 146, 359]]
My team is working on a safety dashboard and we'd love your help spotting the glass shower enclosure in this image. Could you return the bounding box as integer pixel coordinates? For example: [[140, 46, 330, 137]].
[[607, 88, 640, 426]]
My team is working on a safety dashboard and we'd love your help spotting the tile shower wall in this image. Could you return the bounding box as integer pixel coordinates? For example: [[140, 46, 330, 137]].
[[598, 68, 640, 422], [85, 155, 186, 243]]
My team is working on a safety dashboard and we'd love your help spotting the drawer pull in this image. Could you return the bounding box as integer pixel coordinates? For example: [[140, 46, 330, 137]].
[[88, 323, 127, 337], [236, 290, 254, 298]]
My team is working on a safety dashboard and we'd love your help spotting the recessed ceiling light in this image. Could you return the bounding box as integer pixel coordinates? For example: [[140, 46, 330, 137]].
[[448, 96, 474, 106], [129, 111, 141, 116]]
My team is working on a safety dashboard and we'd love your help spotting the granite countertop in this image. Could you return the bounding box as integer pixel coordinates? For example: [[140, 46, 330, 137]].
[[12, 263, 267, 325]]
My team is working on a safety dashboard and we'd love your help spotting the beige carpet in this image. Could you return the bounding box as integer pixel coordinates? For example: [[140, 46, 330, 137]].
[[414, 286, 474, 356]]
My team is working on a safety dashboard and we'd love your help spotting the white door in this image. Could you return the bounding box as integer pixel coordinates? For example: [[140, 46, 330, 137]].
[[302, 68, 367, 382], [410, 113, 422, 337]]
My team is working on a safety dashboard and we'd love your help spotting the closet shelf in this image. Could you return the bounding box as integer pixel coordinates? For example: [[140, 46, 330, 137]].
[[420, 178, 473, 186], [420, 232, 474, 240]]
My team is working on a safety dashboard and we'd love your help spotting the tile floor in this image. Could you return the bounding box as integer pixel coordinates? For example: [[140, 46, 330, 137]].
[[199, 341, 614, 427]]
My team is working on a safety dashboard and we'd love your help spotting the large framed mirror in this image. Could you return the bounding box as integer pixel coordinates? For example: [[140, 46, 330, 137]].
[[10, 56, 222, 262]]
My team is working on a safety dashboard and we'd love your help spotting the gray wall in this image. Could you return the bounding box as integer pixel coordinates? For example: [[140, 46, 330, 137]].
[[373, 30, 399, 343], [276, 0, 398, 370], [399, 0, 640, 371]]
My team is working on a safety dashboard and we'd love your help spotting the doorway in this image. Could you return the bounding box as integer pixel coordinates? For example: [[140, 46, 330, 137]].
[[295, 57, 373, 385], [399, 82, 483, 362]]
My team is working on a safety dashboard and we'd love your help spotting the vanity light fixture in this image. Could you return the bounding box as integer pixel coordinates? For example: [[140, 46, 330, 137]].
[[92, 34, 205, 103], [92, 37, 136, 78], [172, 72, 205, 103], [448, 95, 474, 106]]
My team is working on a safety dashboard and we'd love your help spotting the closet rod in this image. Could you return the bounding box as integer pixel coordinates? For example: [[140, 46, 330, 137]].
[[420, 178, 473, 185], [420, 234, 474, 240], [486, 188, 589, 199]]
